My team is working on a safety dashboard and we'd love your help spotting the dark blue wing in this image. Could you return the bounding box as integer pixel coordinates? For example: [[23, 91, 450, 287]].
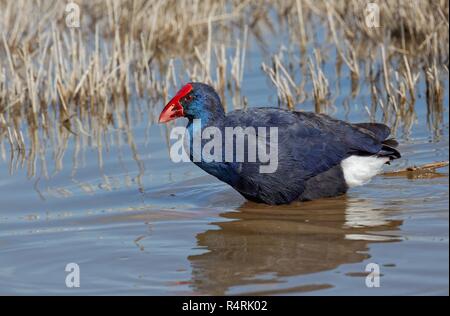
[[214, 108, 387, 204]]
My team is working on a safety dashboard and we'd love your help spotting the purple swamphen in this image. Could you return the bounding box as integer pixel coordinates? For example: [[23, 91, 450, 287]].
[[159, 82, 400, 205]]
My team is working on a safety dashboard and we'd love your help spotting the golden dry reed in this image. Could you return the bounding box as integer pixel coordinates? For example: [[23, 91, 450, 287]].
[[0, 0, 448, 177]]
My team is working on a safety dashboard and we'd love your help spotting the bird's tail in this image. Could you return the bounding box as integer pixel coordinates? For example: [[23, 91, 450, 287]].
[[354, 123, 401, 162], [379, 138, 401, 162]]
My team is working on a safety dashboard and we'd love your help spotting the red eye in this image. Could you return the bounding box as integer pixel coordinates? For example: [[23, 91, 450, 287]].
[[185, 94, 193, 102]]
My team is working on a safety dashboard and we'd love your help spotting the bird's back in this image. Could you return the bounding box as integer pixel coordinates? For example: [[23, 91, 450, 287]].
[[197, 107, 399, 204]]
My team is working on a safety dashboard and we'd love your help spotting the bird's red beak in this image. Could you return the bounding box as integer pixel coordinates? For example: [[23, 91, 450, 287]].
[[158, 83, 193, 123]]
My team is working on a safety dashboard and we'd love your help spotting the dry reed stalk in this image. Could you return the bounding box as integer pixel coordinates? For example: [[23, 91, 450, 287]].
[[295, 0, 307, 52], [308, 50, 329, 112]]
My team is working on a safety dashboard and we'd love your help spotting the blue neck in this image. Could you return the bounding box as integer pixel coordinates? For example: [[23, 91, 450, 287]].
[[185, 117, 239, 186]]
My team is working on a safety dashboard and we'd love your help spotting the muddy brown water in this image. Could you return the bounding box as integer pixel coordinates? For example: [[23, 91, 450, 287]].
[[0, 47, 448, 295]]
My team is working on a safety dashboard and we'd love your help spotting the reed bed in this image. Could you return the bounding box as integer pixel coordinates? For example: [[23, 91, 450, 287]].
[[0, 0, 448, 177], [266, 1, 448, 111]]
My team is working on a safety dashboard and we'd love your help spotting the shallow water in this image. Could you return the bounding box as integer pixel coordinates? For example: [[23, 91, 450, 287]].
[[1, 106, 448, 295], [0, 38, 449, 296]]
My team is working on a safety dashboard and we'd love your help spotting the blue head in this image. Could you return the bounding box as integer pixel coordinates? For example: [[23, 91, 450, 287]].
[[158, 82, 225, 124]]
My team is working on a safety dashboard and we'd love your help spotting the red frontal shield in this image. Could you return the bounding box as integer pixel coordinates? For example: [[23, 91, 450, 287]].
[[158, 83, 193, 123]]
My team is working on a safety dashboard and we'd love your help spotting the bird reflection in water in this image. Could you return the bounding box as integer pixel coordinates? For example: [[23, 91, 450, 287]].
[[187, 196, 402, 295]]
